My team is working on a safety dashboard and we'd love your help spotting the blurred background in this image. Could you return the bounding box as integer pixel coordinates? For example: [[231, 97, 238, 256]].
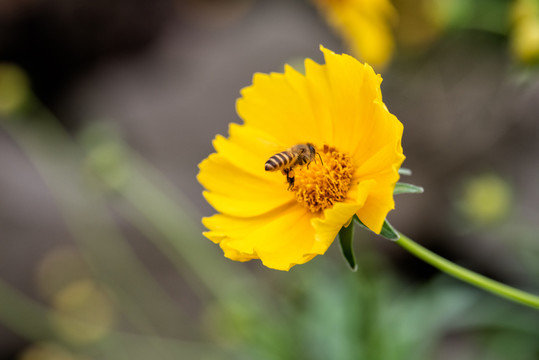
[[1, 0, 539, 359]]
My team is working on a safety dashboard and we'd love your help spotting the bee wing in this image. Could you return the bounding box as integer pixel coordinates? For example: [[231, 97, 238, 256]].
[[265, 143, 289, 158]]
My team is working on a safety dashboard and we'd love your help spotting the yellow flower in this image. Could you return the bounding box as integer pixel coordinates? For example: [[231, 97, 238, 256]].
[[511, 0, 539, 64], [198, 46, 405, 271], [313, 0, 397, 69]]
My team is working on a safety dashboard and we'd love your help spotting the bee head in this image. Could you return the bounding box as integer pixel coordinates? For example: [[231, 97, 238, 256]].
[[307, 143, 324, 165]]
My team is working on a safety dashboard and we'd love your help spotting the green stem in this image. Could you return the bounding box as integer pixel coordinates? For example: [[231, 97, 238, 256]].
[[396, 233, 539, 309]]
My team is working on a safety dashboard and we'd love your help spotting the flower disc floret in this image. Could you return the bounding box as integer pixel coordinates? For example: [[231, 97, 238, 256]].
[[293, 144, 354, 213]]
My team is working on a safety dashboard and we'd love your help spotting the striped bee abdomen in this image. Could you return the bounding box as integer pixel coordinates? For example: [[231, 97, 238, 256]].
[[265, 151, 295, 171]]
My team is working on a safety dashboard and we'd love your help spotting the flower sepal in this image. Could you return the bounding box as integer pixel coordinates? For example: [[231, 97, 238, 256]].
[[338, 216, 400, 271], [338, 221, 357, 271], [395, 168, 424, 194], [338, 169, 421, 270], [353, 215, 400, 241], [394, 182, 424, 195], [398, 167, 412, 176]]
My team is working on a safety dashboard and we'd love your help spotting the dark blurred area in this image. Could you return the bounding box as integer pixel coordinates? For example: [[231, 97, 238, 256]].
[[0, 0, 176, 128], [1, 0, 538, 359]]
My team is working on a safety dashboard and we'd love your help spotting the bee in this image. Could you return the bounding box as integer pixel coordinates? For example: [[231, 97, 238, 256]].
[[265, 143, 322, 190]]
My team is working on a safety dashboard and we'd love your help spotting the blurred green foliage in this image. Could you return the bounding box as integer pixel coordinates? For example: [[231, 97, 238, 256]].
[[1, 89, 538, 358], [1, 0, 539, 358]]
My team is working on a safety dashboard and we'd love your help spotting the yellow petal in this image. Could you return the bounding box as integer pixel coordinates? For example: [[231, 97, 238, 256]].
[[355, 144, 404, 184], [203, 215, 260, 261], [220, 243, 258, 262], [351, 101, 404, 167], [203, 202, 301, 254], [353, 126, 404, 233], [211, 124, 278, 177], [204, 205, 320, 271], [311, 180, 374, 253], [204, 218, 259, 261], [355, 184, 395, 234], [236, 67, 329, 147], [247, 206, 317, 270], [198, 153, 293, 217], [203, 212, 276, 245], [319, 47, 387, 156], [304, 58, 335, 143]]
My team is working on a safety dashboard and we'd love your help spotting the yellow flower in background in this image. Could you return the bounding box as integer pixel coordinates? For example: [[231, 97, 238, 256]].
[[511, 0, 539, 64], [313, 0, 397, 69], [198, 46, 404, 271]]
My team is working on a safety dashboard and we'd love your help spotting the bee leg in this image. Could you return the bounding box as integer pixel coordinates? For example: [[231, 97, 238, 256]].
[[285, 168, 295, 190], [287, 176, 295, 190], [282, 168, 290, 178]]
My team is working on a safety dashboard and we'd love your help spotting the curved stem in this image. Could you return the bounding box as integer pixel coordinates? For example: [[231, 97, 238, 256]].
[[396, 233, 539, 309]]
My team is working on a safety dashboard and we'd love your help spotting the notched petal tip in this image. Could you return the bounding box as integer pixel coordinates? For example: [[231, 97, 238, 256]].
[[319, 44, 334, 54], [260, 259, 294, 271], [202, 230, 224, 244]]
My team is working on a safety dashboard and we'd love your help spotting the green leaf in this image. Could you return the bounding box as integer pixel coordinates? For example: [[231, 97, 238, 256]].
[[353, 215, 400, 241], [394, 182, 424, 195], [398, 168, 412, 176], [338, 222, 357, 271], [380, 219, 400, 241]]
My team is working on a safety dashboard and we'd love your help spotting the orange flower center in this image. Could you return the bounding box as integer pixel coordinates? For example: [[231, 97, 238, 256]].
[[292, 144, 354, 212]]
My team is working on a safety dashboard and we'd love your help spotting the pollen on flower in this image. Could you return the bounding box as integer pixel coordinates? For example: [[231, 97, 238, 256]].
[[293, 144, 354, 212]]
